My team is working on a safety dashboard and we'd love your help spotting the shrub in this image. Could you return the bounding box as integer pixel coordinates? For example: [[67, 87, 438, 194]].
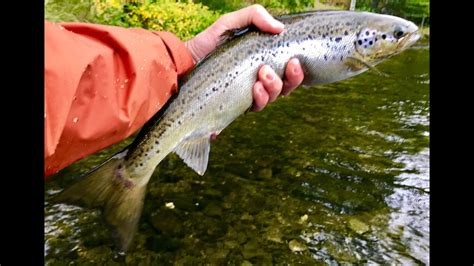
[[93, 0, 221, 40]]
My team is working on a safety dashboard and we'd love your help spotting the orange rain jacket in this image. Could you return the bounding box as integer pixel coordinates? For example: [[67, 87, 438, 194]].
[[45, 21, 194, 178]]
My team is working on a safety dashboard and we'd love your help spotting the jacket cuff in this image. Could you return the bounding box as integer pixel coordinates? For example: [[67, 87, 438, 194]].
[[153, 31, 195, 77]]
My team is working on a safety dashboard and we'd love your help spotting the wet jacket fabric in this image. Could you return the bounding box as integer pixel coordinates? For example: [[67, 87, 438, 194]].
[[45, 21, 194, 177]]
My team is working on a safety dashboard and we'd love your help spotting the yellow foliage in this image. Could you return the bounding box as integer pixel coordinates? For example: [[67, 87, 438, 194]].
[[93, 0, 221, 40]]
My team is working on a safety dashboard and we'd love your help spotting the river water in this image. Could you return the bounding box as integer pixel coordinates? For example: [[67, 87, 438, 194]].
[[45, 45, 429, 265]]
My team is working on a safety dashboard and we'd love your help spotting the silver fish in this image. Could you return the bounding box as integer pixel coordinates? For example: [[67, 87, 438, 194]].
[[54, 10, 420, 251]]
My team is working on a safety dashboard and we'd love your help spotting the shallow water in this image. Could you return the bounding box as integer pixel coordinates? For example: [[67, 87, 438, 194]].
[[45, 45, 429, 265]]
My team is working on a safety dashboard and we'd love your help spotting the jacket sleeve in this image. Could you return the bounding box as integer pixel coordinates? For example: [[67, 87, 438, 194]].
[[44, 20, 195, 178]]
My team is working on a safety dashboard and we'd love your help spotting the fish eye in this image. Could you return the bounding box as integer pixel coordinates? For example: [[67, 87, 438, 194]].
[[394, 27, 406, 39]]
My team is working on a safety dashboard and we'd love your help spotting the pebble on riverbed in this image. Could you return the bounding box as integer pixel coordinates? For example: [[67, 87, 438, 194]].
[[288, 239, 308, 252]]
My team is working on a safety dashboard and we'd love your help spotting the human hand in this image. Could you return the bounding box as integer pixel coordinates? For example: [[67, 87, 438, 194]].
[[185, 4, 304, 112]]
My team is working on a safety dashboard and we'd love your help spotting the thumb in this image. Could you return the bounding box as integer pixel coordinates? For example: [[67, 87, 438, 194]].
[[220, 4, 284, 34]]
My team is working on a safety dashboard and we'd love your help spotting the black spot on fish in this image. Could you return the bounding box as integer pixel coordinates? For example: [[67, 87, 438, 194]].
[[364, 39, 367, 42], [205, 93, 209, 97], [324, 55, 328, 61], [191, 112, 195, 117], [155, 140, 159, 144], [219, 105, 224, 111], [357, 40, 362, 45], [340, 56, 343, 61], [200, 106, 203, 110], [140, 163, 143, 166], [178, 121, 182, 125], [212, 87, 217, 91], [225, 82, 229, 87], [335, 37, 342, 42], [375, 38, 378, 42], [344, 30, 348, 36], [382, 34, 387, 39], [330, 37, 333, 41], [372, 32, 376, 35], [369, 41, 373, 45], [145, 153, 148, 156], [365, 31, 369, 36], [261, 55, 265, 61], [322, 34, 326, 38], [332, 55, 336, 60], [364, 45, 367, 48]]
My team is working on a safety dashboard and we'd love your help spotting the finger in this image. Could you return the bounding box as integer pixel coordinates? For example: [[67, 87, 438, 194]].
[[258, 65, 283, 103], [281, 58, 304, 96], [251, 81, 269, 112], [220, 4, 284, 34]]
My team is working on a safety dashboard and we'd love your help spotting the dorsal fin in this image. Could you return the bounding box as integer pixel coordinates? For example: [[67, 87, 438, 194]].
[[216, 25, 259, 47]]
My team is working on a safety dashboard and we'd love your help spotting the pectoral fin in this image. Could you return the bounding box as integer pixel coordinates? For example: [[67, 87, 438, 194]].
[[174, 136, 211, 176]]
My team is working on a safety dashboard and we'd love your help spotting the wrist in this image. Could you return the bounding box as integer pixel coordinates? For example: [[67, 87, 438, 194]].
[[184, 40, 199, 64]]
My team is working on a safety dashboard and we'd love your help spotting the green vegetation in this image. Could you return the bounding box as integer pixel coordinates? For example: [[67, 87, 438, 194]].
[[45, 0, 96, 22], [46, 0, 220, 40], [95, 1, 220, 40], [45, 0, 430, 40], [353, 0, 430, 25]]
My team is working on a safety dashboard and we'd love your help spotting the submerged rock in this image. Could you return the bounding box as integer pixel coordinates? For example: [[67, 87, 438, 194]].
[[258, 168, 273, 179], [348, 218, 369, 234], [288, 239, 308, 252]]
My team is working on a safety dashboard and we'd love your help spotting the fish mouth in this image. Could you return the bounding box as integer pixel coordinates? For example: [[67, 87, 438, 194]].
[[397, 30, 421, 50]]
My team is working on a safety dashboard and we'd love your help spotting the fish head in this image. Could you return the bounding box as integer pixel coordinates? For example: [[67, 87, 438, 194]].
[[354, 13, 420, 63]]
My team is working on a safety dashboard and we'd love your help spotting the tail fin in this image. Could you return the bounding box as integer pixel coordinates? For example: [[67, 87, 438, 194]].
[[52, 149, 147, 251]]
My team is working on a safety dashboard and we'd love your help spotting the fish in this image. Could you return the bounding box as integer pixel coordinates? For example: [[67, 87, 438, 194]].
[[53, 10, 420, 251]]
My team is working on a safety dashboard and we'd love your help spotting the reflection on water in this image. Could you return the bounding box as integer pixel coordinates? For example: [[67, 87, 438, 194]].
[[45, 46, 429, 264]]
